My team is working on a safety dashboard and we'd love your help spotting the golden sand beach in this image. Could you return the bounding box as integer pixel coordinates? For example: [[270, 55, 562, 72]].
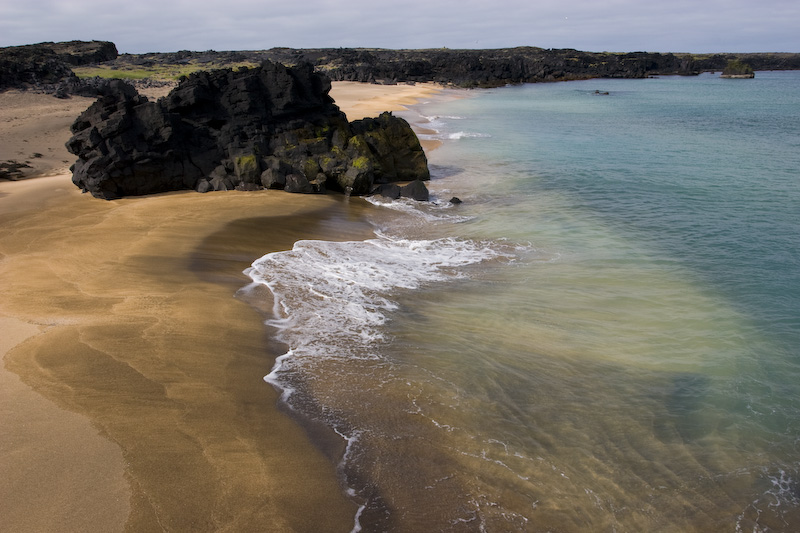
[[0, 81, 442, 532]]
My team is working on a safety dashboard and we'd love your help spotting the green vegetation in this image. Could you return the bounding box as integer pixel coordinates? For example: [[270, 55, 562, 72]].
[[302, 158, 320, 178], [313, 125, 331, 138], [722, 59, 754, 77], [347, 135, 369, 154], [234, 154, 259, 179], [73, 60, 259, 81], [235, 154, 257, 168], [351, 156, 371, 170]]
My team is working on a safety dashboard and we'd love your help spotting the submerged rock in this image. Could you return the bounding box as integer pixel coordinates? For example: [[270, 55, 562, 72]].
[[66, 61, 429, 199]]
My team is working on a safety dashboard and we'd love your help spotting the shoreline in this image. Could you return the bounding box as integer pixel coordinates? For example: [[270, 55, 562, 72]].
[[0, 81, 448, 531]]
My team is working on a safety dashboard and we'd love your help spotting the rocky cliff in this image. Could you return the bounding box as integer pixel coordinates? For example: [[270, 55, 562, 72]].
[[0, 41, 117, 91], [262, 47, 699, 87], [4, 41, 799, 95], [66, 61, 429, 199], [98, 47, 800, 89], [271, 48, 800, 87]]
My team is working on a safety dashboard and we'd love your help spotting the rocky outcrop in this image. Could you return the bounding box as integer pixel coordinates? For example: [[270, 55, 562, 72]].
[[0, 46, 75, 89], [66, 61, 429, 199], [92, 47, 800, 90], [45, 41, 119, 66], [371, 180, 430, 202], [6, 41, 799, 95], [260, 48, 800, 87], [0, 41, 117, 92], [721, 59, 755, 78], [260, 47, 702, 87]]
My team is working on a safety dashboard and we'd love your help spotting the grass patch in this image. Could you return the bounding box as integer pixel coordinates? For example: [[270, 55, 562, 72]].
[[73, 61, 260, 81]]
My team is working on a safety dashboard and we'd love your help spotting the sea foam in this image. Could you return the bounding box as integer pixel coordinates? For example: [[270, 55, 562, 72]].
[[244, 232, 509, 404], [415, 113, 491, 143]]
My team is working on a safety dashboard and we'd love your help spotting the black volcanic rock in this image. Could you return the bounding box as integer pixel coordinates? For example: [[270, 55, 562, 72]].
[[0, 45, 74, 89], [0, 41, 118, 92], [399, 180, 430, 202], [261, 47, 703, 87], [66, 61, 430, 199], [259, 48, 800, 87], [350, 112, 430, 184]]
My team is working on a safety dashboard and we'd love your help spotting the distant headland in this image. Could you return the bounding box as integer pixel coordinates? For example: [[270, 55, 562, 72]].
[[2, 40, 799, 94]]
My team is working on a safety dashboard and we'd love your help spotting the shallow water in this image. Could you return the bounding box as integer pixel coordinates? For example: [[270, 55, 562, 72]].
[[244, 72, 800, 531]]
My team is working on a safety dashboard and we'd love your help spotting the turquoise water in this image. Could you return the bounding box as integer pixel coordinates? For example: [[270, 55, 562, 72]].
[[246, 72, 800, 531]]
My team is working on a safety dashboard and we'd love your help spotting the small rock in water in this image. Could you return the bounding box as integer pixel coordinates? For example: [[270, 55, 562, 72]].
[[399, 180, 430, 202]]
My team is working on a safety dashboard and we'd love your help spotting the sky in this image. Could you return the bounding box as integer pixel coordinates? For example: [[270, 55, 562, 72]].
[[2, 0, 799, 54]]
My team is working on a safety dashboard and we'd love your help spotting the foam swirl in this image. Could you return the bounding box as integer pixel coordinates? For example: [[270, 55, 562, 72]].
[[244, 233, 510, 402]]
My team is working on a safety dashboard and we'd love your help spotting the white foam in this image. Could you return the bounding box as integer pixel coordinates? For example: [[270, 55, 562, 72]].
[[246, 232, 511, 404], [417, 131, 492, 143], [419, 114, 466, 130], [245, 232, 514, 529], [764, 468, 799, 508], [350, 503, 365, 533], [414, 113, 491, 143], [364, 195, 474, 224], [446, 131, 492, 140], [735, 466, 800, 532]]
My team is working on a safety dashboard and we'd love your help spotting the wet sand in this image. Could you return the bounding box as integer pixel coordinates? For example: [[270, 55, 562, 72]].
[[0, 81, 442, 531]]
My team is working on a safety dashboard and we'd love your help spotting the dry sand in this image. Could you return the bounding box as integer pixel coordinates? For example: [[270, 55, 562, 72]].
[[333, 81, 442, 121], [0, 92, 96, 179], [334, 81, 446, 152], [0, 81, 443, 532]]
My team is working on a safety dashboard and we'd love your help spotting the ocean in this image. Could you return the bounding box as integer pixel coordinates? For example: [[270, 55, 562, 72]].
[[242, 71, 800, 532]]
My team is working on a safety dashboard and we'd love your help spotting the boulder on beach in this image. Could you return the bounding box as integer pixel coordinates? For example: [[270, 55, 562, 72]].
[[66, 61, 430, 199]]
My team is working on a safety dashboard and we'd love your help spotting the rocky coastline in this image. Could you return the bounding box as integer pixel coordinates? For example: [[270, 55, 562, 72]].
[[262, 47, 800, 86], [3, 40, 799, 198], [3, 41, 800, 95]]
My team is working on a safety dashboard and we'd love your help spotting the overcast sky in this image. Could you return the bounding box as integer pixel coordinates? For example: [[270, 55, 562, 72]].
[[2, 0, 798, 54]]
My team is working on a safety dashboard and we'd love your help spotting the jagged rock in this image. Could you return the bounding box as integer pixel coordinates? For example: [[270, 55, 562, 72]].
[[66, 61, 430, 199], [260, 168, 285, 189], [44, 40, 118, 66], [284, 173, 314, 193], [235, 182, 262, 191], [259, 47, 708, 87], [399, 180, 430, 202], [0, 46, 74, 89], [372, 183, 402, 199], [0, 41, 118, 92], [370, 180, 430, 201], [209, 176, 234, 191], [350, 113, 430, 183]]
